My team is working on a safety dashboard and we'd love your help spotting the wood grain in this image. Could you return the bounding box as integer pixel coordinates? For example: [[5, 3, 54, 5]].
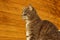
[[0, 0, 60, 40]]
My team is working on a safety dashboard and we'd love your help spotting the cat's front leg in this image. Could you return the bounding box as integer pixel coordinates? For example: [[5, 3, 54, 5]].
[[26, 31, 31, 40], [26, 31, 35, 40], [26, 36, 35, 40], [26, 36, 31, 40]]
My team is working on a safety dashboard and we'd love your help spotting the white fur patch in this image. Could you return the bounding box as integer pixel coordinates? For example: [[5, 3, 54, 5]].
[[58, 30, 60, 31], [26, 19, 31, 40], [26, 31, 31, 40], [26, 36, 31, 40], [26, 20, 30, 27]]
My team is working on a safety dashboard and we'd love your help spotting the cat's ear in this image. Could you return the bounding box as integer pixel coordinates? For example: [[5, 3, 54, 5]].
[[28, 5, 34, 11]]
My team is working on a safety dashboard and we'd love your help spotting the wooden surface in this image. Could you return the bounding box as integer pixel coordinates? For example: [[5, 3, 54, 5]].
[[0, 0, 60, 40]]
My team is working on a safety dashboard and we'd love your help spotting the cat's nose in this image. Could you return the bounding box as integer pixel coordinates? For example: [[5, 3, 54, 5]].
[[21, 14, 23, 16], [21, 13, 24, 16], [21, 12, 24, 16]]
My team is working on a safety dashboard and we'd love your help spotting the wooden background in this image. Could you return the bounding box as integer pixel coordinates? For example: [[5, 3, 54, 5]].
[[0, 0, 60, 40]]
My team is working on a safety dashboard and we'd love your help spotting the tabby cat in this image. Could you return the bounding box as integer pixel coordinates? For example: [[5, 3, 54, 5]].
[[22, 5, 60, 40]]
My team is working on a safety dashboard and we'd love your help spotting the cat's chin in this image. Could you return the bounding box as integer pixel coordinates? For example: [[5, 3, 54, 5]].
[[22, 17, 28, 20], [23, 19, 28, 20], [22, 16, 29, 20]]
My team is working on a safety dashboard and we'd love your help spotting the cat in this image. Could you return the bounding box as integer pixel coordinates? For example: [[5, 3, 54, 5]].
[[22, 5, 60, 40]]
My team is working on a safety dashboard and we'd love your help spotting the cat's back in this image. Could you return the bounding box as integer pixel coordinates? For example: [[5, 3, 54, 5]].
[[43, 31, 60, 40], [41, 20, 58, 31], [39, 20, 60, 40]]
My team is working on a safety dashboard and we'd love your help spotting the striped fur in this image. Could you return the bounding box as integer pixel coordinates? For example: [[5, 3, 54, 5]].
[[22, 5, 60, 40]]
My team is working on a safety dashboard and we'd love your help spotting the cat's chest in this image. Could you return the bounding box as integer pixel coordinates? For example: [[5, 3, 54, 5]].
[[26, 21, 30, 28]]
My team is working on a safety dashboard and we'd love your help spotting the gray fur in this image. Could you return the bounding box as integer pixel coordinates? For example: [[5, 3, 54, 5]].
[[22, 5, 60, 40]]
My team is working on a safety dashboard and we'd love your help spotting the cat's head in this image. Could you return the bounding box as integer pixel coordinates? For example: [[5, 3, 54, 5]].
[[22, 5, 37, 20]]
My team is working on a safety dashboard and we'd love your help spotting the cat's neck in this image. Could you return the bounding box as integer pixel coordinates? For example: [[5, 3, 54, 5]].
[[26, 17, 41, 24]]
